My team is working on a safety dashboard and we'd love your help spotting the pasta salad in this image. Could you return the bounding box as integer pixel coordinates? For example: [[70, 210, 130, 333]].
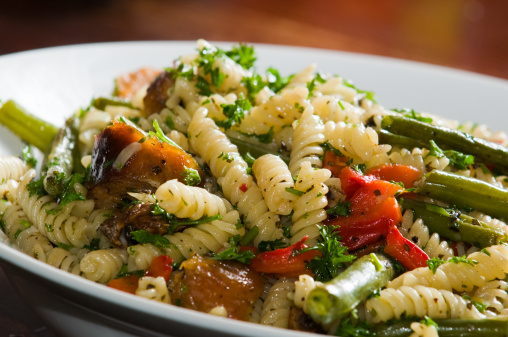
[[1, 39, 508, 337]]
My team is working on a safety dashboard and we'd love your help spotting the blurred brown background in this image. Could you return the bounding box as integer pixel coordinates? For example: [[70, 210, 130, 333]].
[[0, 0, 507, 79], [0, 0, 507, 336]]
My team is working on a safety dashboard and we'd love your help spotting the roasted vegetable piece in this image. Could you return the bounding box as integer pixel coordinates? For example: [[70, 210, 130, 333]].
[[86, 121, 203, 210], [171, 254, 266, 321], [42, 116, 83, 196], [306, 253, 395, 325], [142, 70, 175, 116], [416, 170, 508, 221], [384, 225, 429, 270], [365, 164, 421, 188], [372, 318, 508, 337], [325, 167, 403, 251], [0, 100, 59, 153], [250, 236, 319, 277], [401, 197, 507, 247], [114, 67, 161, 100], [381, 114, 508, 174]]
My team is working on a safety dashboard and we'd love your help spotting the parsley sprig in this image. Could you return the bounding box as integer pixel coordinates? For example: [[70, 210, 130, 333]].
[[427, 140, 474, 170], [302, 225, 356, 282]]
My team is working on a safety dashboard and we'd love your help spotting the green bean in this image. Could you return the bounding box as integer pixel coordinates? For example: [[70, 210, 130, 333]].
[[417, 170, 508, 221], [372, 318, 508, 337], [306, 253, 394, 325], [381, 115, 508, 174], [92, 97, 134, 111], [226, 131, 290, 163], [377, 129, 428, 149], [400, 198, 506, 247], [0, 100, 58, 152]]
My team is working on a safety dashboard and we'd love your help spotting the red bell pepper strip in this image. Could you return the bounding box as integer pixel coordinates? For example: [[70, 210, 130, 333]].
[[145, 255, 173, 282], [107, 274, 140, 294], [338, 166, 377, 199], [323, 151, 349, 178], [326, 167, 404, 251], [384, 225, 429, 270], [365, 164, 421, 188], [250, 236, 319, 277], [108, 255, 173, 293]]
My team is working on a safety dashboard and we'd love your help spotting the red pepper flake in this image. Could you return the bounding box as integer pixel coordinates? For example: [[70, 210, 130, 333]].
[[239, 183, 248, 192]]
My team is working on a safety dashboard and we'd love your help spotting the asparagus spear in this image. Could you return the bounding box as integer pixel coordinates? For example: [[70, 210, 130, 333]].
[[400, 198, 507, 247], [417, 170, 508, 221], [381, 115, 508, 174], [0, 100, 58, 153], [306, 253, 395, 326], [372, 318, 508, 337], [42, 116, 83, 196]]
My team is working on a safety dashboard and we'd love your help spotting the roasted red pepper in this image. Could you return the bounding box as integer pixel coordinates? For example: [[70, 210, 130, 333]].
[[365, 164, 421, 188], [323, 151, 349, 178], [145, 255, 173, 282], [107, 274, 140, 294], [108, 255, 173, 293], [384, 225, 429, 270], [326, 167, 403, 251], [250, 236, 319, 277]]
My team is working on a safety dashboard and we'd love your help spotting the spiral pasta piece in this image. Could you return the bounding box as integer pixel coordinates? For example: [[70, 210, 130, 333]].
[[0, 156, 28, 183], [80, 248, 128, 284], [472, 280, 508, 316], [289, 107, 325, 176], [46, 247, 82, 275], [127, 243, 163, 272], [366, 285, 485, 323], [188, 108, 252, 205], [259, 277, 295, 328], [2, 202, 53, 261], [10, 170, 98, 248], [188, 109, 283, 245], [388, 245, 508, 292], [324, 120, 390, 165], [160, 210, 244, 263], [399, 210, 454, 260], [252, 154, 296, 215], [236, 185, 284, 246], [136, 276, 170, 303], [290, 161, 330, 245], [409, 322, 439, 337], [154, 179, 231, 220]]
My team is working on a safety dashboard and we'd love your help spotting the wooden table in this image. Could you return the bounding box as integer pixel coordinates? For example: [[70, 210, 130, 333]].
[[0, 0, 507, 335]]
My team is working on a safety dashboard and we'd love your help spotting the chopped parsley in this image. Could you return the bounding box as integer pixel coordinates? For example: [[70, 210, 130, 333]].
[[427, 140, 474, 170], [21, 145, 37, 168], [115, 264, 145, 279], [421, 316, 438, 328], [225, 43, 257, 70], [463, 295, 487, 313], [285, 187, 304, 197], [303, 225, 356, 282], [448, 255, 478, 266], [130, 229, 171, 248], [149, 119, 181, 149], [215, 95, 251, 130], [213, 236, 256, 264], [45, 173, 86, 215], [343, 79, 377, 103], [427, 257, 445, 274], [181, 166, 201, 186], [326, 200, 352, 217], [307, 72, 326, 98], [258, 238, 287, 252]]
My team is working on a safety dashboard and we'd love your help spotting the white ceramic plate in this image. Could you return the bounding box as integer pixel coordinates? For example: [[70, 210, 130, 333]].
[[1, 41, 508, 337]]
